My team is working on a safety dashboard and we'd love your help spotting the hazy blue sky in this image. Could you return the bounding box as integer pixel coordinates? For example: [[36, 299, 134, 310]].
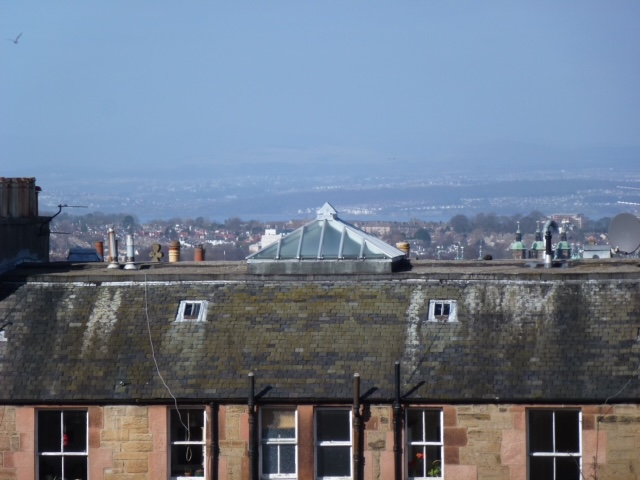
[[2, 1, 639, 178]]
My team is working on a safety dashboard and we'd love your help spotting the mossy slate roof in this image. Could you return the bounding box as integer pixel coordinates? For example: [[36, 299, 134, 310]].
[[1, 259, 640, 404]]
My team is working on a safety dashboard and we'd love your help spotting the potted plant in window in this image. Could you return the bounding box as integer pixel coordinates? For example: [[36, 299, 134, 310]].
[[428, 459, 441, 478], [183, 467, 193, 477]]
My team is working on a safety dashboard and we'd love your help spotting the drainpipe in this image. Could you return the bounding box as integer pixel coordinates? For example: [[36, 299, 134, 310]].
[[248, 372, 258, 480], [393, 361, 403, 480], [353, 373, 362, 480], [210, 403, 219, 480]]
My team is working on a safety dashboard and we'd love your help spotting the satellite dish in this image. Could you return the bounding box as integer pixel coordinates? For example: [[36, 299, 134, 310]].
[[609, 213, 640, 253]]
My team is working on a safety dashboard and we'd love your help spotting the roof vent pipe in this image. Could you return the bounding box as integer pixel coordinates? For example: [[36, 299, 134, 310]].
[[124, 234, 139, 270], [107, 227, 120, 269], [543, 220, 558, 268]]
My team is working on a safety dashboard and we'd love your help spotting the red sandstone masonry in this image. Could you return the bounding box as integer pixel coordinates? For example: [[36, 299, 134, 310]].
[[0, 403, 637, 479]]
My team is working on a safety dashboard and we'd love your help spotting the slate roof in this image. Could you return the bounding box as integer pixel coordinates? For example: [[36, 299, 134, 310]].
[[1, 259, 640, 404]]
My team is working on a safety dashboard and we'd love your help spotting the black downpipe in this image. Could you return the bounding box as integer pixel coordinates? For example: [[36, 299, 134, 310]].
[[393, 362, 403, 480], [248, 372, 258, 480], [353, 373, 362, 480], [210, 402, 219, 480]]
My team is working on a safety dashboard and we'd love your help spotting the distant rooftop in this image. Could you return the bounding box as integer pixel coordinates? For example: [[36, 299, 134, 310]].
[[67, 247, 103, 263], [246, 202, 407, 274]]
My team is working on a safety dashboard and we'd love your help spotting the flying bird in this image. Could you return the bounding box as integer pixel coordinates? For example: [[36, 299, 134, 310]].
[[7, 32, 22, 44]]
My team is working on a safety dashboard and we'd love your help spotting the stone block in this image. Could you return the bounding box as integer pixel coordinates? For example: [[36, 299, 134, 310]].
[[366, 431, 386, 450], [119, 415, 149, 430], [89, 406, 104, 429], [444, 405, 458, 427], [445, 446, 460, 465], [500, 429, 525, 466], [124, 458, 149, 473], [129, 433, 153, 442], [445, 464, 477, 480], [101, 429, 130, 442], [0, 468, 17, 480], [458, 413, 492, 428], [444, 427, 468, 447], [113, 452, 148, 461], [105, 406, 127, 418], [125, 406, 149, 417], [121, 441, 154, 453], [468, 429, 501, 443], [476, 465, 510, 480]]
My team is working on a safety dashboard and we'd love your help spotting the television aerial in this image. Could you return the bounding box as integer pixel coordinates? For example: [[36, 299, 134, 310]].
[[608, 213, 640, 254]]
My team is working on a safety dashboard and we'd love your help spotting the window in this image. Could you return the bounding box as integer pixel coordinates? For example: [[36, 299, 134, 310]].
[[406, 409, 443, 479], [427, 300, 457, 322], [176, 301, 208, 322], [170, 408, 206, 479], [37, 410, 88, 480], [261, 407, 297, 479], [315, 409, 352, 479], [528, 410, 581, 479]]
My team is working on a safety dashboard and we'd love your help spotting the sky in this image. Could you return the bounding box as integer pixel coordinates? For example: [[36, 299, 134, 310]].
[[2, 1, 640, 179]]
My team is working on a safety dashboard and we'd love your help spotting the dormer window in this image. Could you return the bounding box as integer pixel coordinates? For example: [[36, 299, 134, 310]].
[[176, 301, 208, 322], [428, 300, 457, 322]]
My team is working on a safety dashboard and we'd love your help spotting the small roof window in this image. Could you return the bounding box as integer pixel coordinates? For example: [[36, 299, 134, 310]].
[[428, 300, 458, 323], [176, 301, 208, 322]]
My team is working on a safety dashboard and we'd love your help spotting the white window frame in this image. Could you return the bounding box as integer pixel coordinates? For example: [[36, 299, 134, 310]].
[[37, 409, 88, 480], [175, 300, 208, 322], [170, 407, 207, 480], [528, 409, 582, 479], [315, 408, 352, 480], [427, 300, 457, 323], [406, 409, 444, 480], [260, 407, 298, 479]]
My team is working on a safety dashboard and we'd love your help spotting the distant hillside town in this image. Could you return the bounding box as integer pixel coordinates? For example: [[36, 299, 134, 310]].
[[48, 208, 618, 263], [0, 176, 631, 266]]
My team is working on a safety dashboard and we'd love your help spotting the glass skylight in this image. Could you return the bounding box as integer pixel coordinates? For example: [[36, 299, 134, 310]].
[[247, 202, 406, 263]]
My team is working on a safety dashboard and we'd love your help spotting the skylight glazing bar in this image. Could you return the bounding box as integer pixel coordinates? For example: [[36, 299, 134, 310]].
[[275, 239, 282, 260], [296, 226, 305, 260], [359, 238, 366, 259], [317, 220, 327, 259], [338, 225, 346, 259]]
